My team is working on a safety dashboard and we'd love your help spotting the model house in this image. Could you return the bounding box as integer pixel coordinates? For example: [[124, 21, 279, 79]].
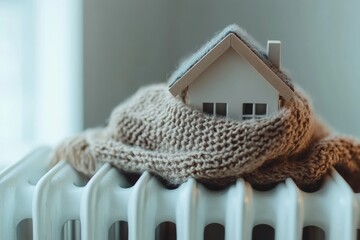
[[168, 25, 294, 120]]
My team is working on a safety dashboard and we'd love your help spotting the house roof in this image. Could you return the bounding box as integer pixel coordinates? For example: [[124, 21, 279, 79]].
[[168, 24, 295, 101]]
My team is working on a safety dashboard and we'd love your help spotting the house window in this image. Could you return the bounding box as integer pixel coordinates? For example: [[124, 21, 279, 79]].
[[242, 103, 267, 120], [203, 103, 214, 115], [203, 102, 227, 117], [216, 103, 227, 117]]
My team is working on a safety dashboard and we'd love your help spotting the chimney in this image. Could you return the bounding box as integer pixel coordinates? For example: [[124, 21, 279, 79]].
[[267, 40, 281, 68]]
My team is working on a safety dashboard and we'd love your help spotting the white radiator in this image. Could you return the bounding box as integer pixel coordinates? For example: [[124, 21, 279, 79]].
[[1, 147, 359, 240]]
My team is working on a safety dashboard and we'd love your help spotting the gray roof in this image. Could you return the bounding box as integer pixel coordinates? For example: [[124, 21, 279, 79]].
[[168, 24, 294, 98]]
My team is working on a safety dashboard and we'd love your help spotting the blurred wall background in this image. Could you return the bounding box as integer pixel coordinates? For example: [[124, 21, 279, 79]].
[[83, 0, 360, 137], [0, 0, 82, 167]]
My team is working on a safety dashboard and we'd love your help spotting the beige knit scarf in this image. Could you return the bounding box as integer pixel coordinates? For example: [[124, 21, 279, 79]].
[[52, 84, 360, 191]]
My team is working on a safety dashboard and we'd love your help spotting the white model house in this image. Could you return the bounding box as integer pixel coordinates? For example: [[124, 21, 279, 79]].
[[168, 25, 294, 121]]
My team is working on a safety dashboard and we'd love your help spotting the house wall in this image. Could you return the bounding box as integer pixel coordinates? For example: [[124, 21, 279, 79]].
[[188, 48, 279, 120]]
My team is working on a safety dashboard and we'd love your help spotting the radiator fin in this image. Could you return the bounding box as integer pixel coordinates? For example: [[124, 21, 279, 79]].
[[0, 147, 359, 240]]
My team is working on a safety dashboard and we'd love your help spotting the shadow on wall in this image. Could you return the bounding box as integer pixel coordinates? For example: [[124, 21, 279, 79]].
[[84, 0, 360, 137]]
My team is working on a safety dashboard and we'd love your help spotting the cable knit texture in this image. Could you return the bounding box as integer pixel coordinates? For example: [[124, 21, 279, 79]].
[[52, 84, 360, 190]]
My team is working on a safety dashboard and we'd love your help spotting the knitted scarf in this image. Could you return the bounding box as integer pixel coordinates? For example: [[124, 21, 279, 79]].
[[52, 84, 360, 191]]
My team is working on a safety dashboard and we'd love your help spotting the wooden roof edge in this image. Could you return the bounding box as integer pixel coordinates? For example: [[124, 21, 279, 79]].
[[169, 35, 231, 96], [229, 34, 294, 100], [169, 31, 294, 100]]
